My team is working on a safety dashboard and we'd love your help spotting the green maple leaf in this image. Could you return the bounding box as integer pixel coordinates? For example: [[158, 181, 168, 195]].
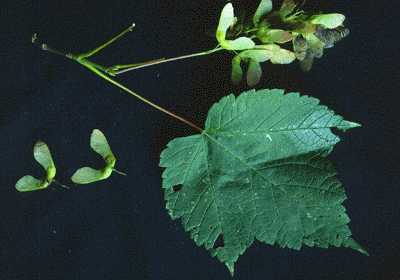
[[159, 89, 367, 276]]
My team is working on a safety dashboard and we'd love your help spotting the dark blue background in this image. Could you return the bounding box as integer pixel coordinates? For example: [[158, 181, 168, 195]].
[[1, 0, 399, 279]]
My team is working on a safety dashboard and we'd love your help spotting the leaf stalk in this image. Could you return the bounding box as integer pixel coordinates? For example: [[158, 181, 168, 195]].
[[32, 25, 204, 132]]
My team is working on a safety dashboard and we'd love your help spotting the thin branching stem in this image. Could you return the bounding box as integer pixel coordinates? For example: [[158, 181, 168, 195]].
[[111, 46, 224, 75], [78, 24, 136, 59], [80, 62, 204, 132], [32, 26, 208, 132]]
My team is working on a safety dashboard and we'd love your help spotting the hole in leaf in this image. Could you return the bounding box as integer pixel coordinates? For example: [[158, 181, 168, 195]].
[[172, 185, 182, 192], [209, 226, 213, 229], [213, 234, 225, 249], [192, 226, 197, 231]]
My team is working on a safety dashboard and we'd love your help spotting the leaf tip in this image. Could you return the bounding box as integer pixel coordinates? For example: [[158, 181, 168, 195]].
[[348, 121, 361, 128], [225, 261, 235, 276], [338, 120, 361, 132], [346, 237, 369, 256]]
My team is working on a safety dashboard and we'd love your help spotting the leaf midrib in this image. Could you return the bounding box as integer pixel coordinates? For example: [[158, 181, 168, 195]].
[[201, 131, 343, 245]]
